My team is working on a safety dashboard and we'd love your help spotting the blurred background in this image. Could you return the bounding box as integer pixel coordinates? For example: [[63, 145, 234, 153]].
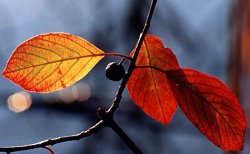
[[0, 0, 249, 153]]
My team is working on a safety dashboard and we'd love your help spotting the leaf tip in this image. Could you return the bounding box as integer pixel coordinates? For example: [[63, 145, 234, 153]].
[[1, 70, 5, 76], [2, 68, 8, 78], [2, 32, 106, 93]]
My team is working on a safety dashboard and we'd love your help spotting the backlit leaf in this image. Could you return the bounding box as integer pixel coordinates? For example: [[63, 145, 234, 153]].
[[127, 34, 180, 124], [2, 33, 104, 92], [127, 34, 246, 150], [167, 68, 247, 150]]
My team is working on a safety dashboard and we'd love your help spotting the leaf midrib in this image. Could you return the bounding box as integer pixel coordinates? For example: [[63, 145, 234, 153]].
[[144, 41, 168, 122], [168, 71, 242, 147], [3, 53, 105, 74]]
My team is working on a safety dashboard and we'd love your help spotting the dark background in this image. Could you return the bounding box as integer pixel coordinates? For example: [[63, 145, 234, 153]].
[[0, 0, 249, 154]]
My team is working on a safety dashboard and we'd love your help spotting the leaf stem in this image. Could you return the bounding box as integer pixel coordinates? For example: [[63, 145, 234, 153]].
[[43, 146, 56, 154], [135, 65, 165, 73], [102, 52, 132, 60]]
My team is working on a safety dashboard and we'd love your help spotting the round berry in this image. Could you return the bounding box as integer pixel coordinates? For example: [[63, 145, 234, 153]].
[[105, 62, 125, 81]]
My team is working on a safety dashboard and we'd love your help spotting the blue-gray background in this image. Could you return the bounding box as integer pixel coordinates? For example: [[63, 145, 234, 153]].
[[0, 0, 248, 154]]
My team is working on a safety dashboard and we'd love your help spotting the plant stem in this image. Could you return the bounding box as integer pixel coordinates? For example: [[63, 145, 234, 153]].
[[108, 0, 157, 114], [110, 120, 142, 154], [0, 120, 105, 153], [97, 108, 142, 154]]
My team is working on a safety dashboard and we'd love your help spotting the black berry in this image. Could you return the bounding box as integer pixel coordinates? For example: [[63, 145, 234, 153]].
[[105, 62, 125, 81]]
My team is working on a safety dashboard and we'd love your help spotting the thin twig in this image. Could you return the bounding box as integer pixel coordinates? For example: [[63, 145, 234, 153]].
[[107, 0, 157, 114], [0, 121, 104, 153], [0, 0, 158, 153], [109, 120, 143, 154], [97, 108, 142, 154]]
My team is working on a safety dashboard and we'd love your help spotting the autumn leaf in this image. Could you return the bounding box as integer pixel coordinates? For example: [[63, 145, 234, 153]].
[[127, 34, 246, 150], [127, 34, 181, 124], [167, 68, 247, 150], [2, 33, 105, 92]]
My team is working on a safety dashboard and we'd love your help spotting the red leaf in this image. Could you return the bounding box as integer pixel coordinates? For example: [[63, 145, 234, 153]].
[[127, 34, 180, 124], [127, 34, 246, 150], [167, 68, 247, 150]]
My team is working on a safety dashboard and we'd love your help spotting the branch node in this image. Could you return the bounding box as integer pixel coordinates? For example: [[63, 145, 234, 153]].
[[97, 108, 113, 126]]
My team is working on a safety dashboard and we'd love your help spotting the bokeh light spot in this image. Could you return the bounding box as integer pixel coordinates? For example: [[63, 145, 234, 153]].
[[7, 91, 32, 113], [58, 88, 76, 104], [72, 82, 91, 102]]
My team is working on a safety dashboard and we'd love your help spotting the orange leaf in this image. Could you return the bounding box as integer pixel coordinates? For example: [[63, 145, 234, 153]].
[[167, 68, 247, 150], [2, 33, 104, 92], [127, 34, 180, 124], [127, 34, 246, 150]]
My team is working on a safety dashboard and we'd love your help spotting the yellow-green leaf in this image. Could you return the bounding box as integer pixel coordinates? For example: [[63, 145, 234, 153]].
[[2, 33, 105, 92]]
